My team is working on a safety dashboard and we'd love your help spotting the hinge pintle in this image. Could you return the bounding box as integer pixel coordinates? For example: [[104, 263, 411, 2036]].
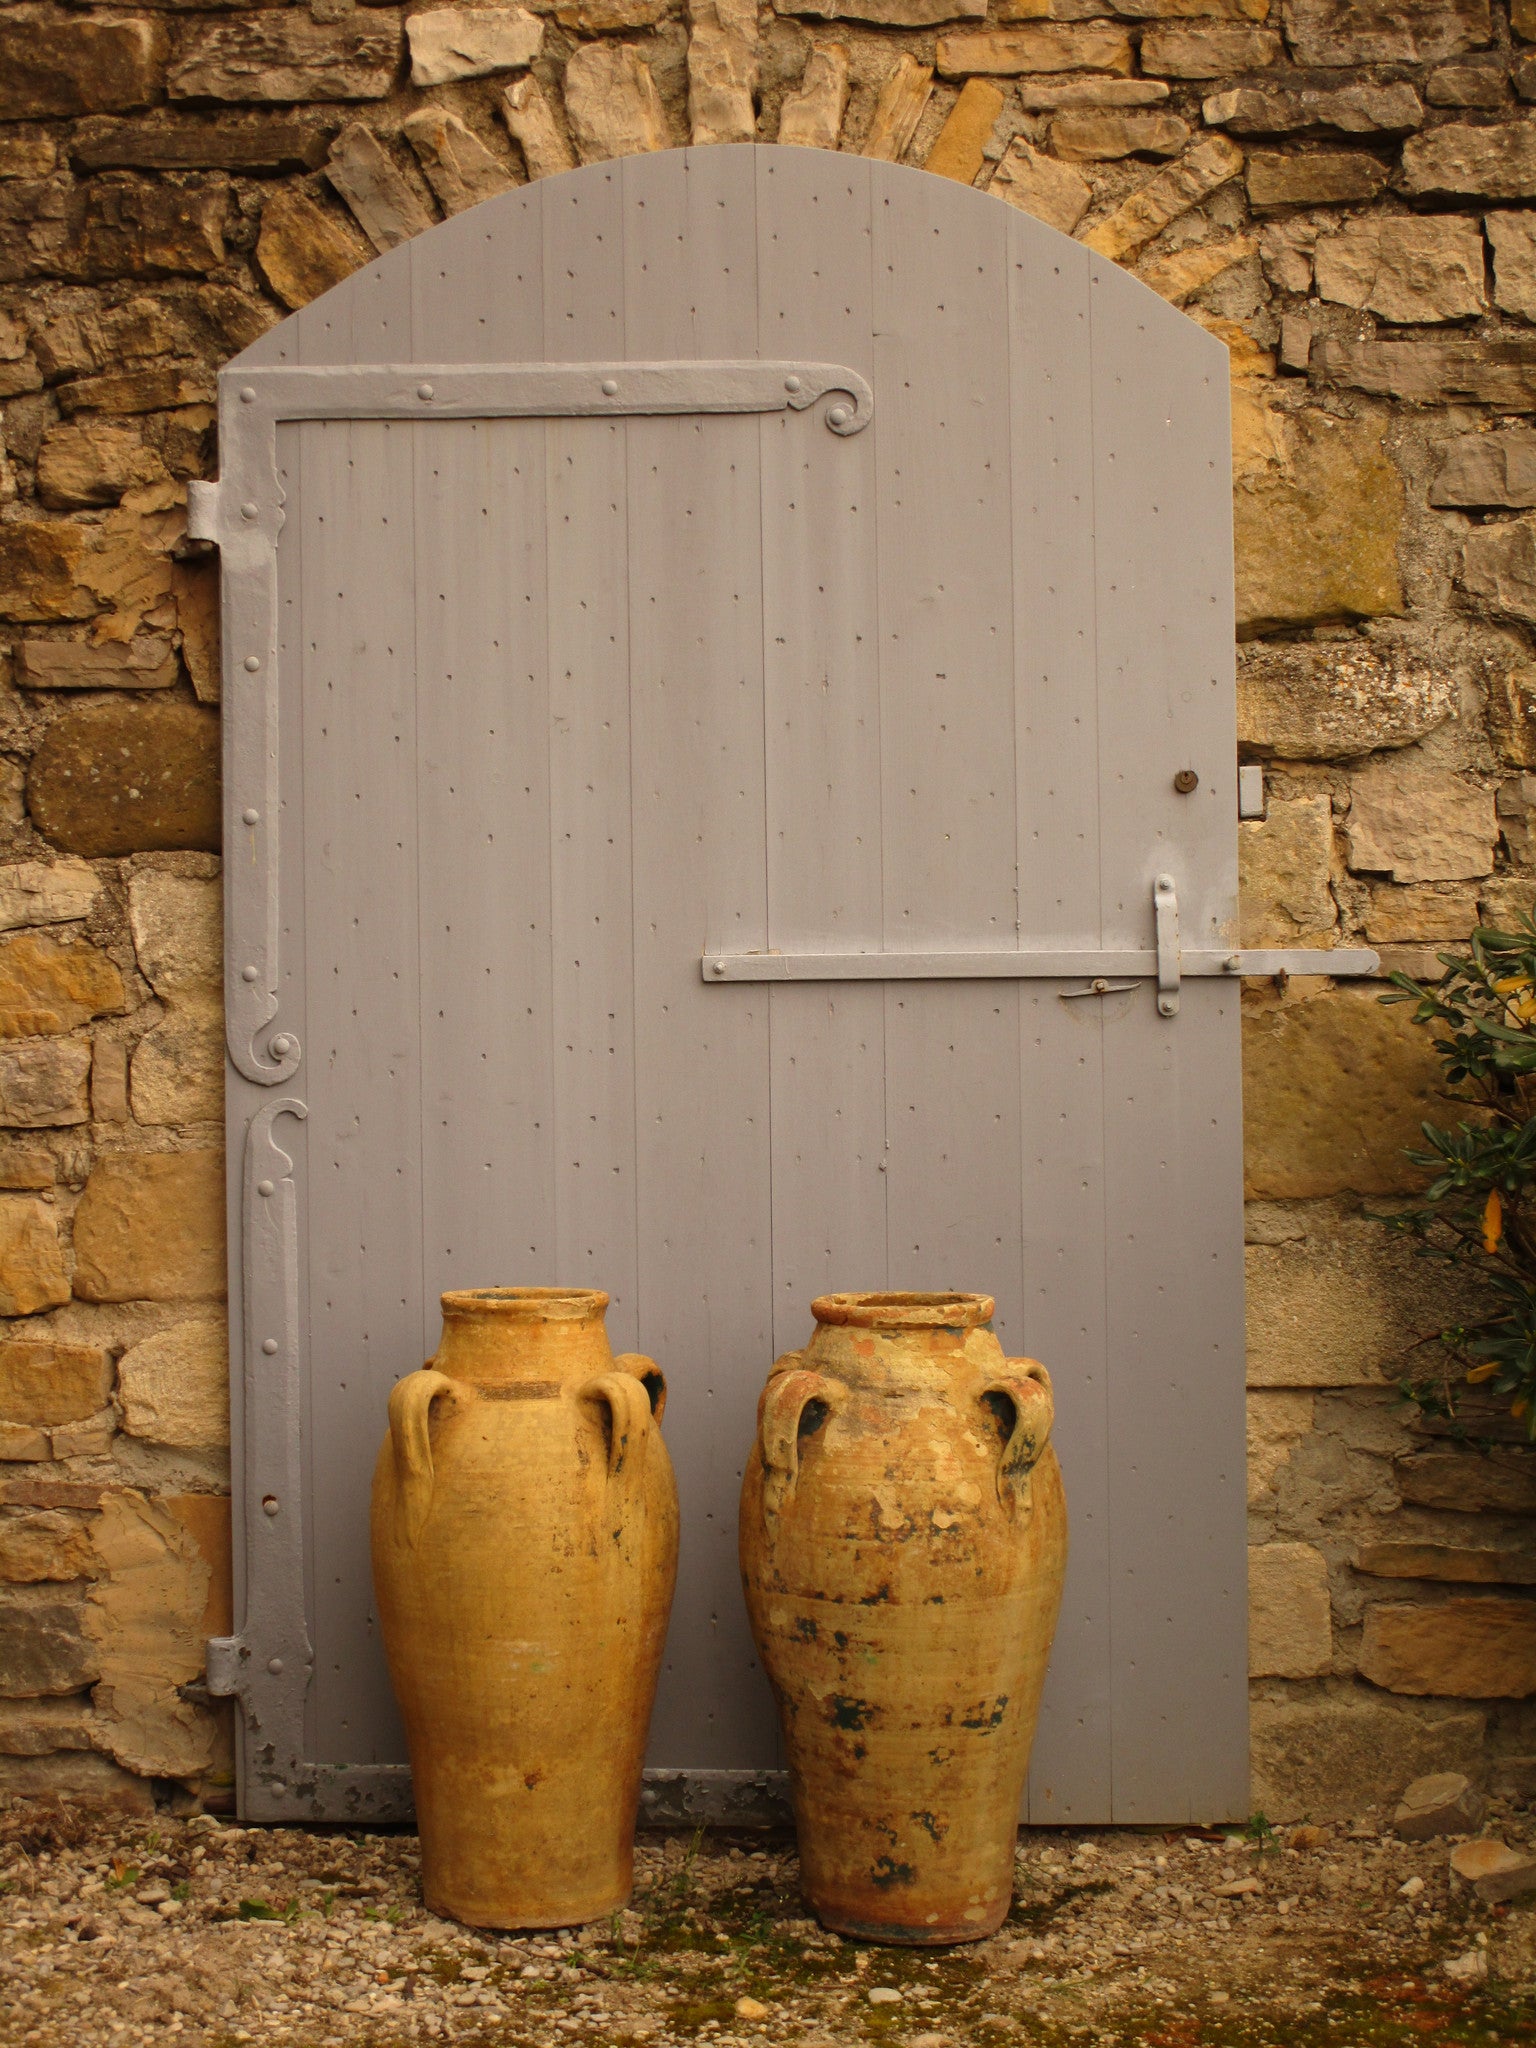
[[186, 480, 221, 545], [206, 1634, 246, 1699]]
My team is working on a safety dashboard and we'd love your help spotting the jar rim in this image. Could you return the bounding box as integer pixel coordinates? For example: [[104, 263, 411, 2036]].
[[440, 1286, 609, 1319], [811, 1290, 994, 1330]]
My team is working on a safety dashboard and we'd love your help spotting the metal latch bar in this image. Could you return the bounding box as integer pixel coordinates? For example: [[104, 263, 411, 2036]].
[[1154, 872, 1180, 1019], [702, 944, 1379, 984]]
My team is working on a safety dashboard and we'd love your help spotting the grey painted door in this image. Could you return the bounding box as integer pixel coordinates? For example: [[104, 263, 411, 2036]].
[[208, 145, 1251, 1826]]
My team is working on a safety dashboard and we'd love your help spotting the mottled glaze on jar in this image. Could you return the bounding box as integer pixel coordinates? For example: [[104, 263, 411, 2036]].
[[371, 1287, 678, 1929], [740, 1292, 1067, 1945]]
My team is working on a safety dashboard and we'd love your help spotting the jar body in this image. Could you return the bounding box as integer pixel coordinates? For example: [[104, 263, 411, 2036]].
[[739, 1292, 1067, 1944], [371, 1288, 678, 1928]]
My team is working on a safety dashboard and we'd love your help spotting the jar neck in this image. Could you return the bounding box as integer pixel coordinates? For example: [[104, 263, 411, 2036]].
[[433, 1288, 612, 1386]]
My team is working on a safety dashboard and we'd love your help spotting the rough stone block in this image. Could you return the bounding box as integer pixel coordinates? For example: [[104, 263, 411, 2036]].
[[0, 1750, 151, 1808], [1079, 134, 1243, 261], [0, 1142, 58, 1193], [0, 934, 122, 1038], [557, 0, 673, 25], [1251, 1694, 1485, 1822], [1138, 233, 1255, 307], [1394, 1770, 1485, 1838], [0, 1197, 70, 1318], [925, 79, 1002, 185], [1204, 83, 1424, 136], [0, 1583, 99, 1695], [1247, 152, 1391, 209], [781, 0, 977, 17], [1344, 757, 1497, 884], [0, 1421, 50, 1463], [0, 135, 58, 181], [0, 859, 100, 932], [1358, 1543, 1536, 1585], [1140, 26, 1281, 74], [0, 1041, 92, 1129], [778, 42, 849, 150], [934, 27, 1134, 79], [1431, 430, 1536, 508], [1283, 0, 1493, 67], [55, 365, 214, 416], [1018, 81, 1171, 112], [1250, 1541, 1332, 1678], [1317, 338, 1536, 409], [0, 521, 95, 625], [0, 1696, 95, 1753], [72, 1150, 227, 1303], [27, 701, 221, 858], [1428, 60, 1512, 108], [1239, 795, 1336, 948], [327, 123, 434, 256], [1051, 113, 1190, 161], [1360, 1597, 1536, 1698], [17, 636, 176, 691], [1314, 216, 1486, 324], [131, 1010, 223, 1126], [1403, 122, 1536, 200], [1233, 396, 1403, 633], [169, 20, 403, 105], [988, 139, 1091, 236], [0, 1511, 95, 1584], [116, 1319, 228, 1451], [564, 43, 670, 162], [1241, 984, 1453, 1199], [1237, 639, 1456, 758], [1363, 884, 1478, 944], [0, 1340, 112, 1427], [1451, 1837, 1536, 1902], [64, 175, 228, 281], [36, 421, 164, 511], [1463, 517, 1536, 626], [255, 189, 367, 312], [0, 19, 164, 121], [1248, 1388, 1312, 1506], [402, 108, 516, 217], [71, 114, 332, 177], [862, 54, 932, 163], [1489, 214, 1536, 322], [688, 0, 759, 147], [407, 6, 541, 87], [501, 76, 577, 180], [1397, 1450, 1536, 1516]]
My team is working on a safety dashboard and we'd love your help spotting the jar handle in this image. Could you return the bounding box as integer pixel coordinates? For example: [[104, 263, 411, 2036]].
[[581, 1360, 662, 1493], [979, 1359, 1055, 1511], [758, 1358, 839, 1518], [387, 1367, 455, 1547]]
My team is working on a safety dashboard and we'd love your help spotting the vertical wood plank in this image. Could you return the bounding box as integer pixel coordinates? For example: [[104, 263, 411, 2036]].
[[622, 148, 777, 1767]]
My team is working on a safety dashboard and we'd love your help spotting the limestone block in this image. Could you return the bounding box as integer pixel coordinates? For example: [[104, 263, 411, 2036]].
[[1079, 135, 1243, 262], [1250, 1542, 1332, 1679], [501, 76, 577, 181], [1521, 0, 1536, 39], [131, 1011, 224, 1126], [0, 1198, 70, 1318], [0, 1421, 49, 1462], [1238, 640, 1455, 758], [50, 1409, 115, 1460], [0, 20, 164, 122], [1247, 152, 1391, 209], [1358, 1543, 1536, 1585], [1360, 1598, 1536, 1698], [0, 1142, 57, 1192], [563, 44, 669, 163], [0, 1511, 96, 1583], [1107, 0, 1270, 15], [1452, 1838, 1536, 1902], [687, 0, 758, 146], [1364, 884, 1478, 944], [0, 521, 95, 625], [0, 1751, 151, 1809], [1247, 1390, 1312, 1506], [1462, 516, 1536, 630], [255, 189, 366, 313], [55, 365, 213, 419], [1318, 338, 1536, 411], [1397, 1450, 1536, 1515], [1429, 60, 1512, 108], [1242, 984, 1452, 1200], [168, 21, 402, 105], [408, 7, 541, 87], [85, 1489, 217, 1777], [1314, 217, 1486, 325], [1344, 758, 1496, 884], [1017, 80, 1171, 111], [1138, 233, 1255, 306], [116, 1319, 228, 1451], [27, 701, 221, 859], [327, 124, 434, 256], [0, 1042, 92, 1129], [1239, 795, 1336, 948], [1251, 1694, 1485, 1822], [925, 79, 1003, 185], [72, 1151, 227, 1304], [0, 1340, 112, 1427], [17, 636, 176, 692], [167, 1492, 232, 1641], [1141, 27, 1281, 74], [1394, 1771, 1485, 1838], [863, 55, 932, 163], [36, 424, 162, 511], [72, 115, 331, 177], [988, 140, 1091, 237], [1488, 662, 1536, 769], [403, 109, 516, 217], [781, 0, 980, 18], [1051, 113, 1190, 161], [1431, 430, 1536, 508], [0, 934, 122, 1040], [1404, 123, 1536, 201], [171, 559, 219, 708], [1205, 83, 1424, 136], [1233, 396, 1403, 634], [1490, 215, 1536, 323], [0, 1584, 100, 1696], [778, 43, 849, 150], [1284, 0, 1493, 67], [935, 28, 1134, 79], [67, 174, 229, 282], [0, 1697, 95, 1753], [558, 0, 673, 25], [0, 135, 58, 181], [0, 860, 99, 934]]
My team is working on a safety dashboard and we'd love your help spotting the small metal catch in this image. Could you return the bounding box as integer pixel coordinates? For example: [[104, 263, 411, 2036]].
[[1060, 977, 1142, 1000]]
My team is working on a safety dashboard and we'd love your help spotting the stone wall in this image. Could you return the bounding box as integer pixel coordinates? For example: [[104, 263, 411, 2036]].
[[1, 0, 1535, 1820]]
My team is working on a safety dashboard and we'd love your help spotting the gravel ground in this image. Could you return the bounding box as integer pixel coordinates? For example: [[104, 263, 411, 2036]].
[[5, 1801, 1536, 2048]]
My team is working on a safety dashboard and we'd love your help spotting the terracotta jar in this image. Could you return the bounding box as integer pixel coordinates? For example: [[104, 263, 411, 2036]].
[[739, 1292, 1066, 1945], [371, 1287, 678, 1929]]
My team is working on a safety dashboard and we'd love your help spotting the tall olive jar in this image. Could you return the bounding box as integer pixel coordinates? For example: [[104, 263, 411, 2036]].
[[372, 1287, 678, 1929], [740, 1292, 1067, 1945]]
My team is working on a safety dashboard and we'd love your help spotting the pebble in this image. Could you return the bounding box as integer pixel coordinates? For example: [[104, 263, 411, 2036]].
[[734, 1996, 769, 2019], [867, 1986, 903, 2004]]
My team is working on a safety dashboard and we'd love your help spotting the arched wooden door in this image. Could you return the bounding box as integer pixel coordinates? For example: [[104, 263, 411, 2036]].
[[200, 143, 1307, 1826]]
